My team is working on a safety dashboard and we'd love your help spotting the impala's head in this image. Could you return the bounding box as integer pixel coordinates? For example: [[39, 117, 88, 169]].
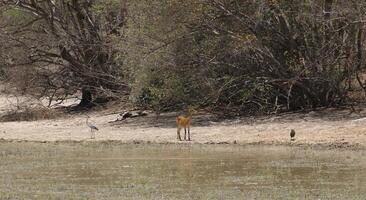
[[187, 106, 197, 115]]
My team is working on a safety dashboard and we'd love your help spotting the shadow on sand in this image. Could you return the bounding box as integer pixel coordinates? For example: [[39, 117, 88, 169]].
[[109, 104, 366, 129], [109, 111, 226, 129]]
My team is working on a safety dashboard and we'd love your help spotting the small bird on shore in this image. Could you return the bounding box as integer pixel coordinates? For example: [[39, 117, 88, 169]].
[[86, 116, 99, 139], [290, 129, 295, 141]]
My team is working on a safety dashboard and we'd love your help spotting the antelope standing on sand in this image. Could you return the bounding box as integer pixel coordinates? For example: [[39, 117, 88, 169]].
[[176, 108, 195, 141]]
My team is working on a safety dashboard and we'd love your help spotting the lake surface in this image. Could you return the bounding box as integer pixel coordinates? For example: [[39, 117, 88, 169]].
[[0, 142, 365, 199]]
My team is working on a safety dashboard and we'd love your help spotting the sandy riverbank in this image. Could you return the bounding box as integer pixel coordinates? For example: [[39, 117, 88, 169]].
[[1, 95, 366, 149]]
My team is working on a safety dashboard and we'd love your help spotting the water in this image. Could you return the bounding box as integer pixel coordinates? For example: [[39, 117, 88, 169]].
[[0, 142, 365, 199]]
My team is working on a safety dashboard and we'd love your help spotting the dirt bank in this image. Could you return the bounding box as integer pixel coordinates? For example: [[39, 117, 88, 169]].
[[1, 95, 366, 149]]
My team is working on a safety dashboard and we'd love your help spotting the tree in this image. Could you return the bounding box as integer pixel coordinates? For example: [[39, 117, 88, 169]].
[[0, 0, 129, 107]]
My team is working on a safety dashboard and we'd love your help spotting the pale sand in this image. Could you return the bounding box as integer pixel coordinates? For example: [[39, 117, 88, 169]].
[[0, 95, 366, 149]]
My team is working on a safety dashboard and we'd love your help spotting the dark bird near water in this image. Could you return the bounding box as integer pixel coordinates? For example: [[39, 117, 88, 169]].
[[290, 129, 295, 141], [86, 116, 99, 139]]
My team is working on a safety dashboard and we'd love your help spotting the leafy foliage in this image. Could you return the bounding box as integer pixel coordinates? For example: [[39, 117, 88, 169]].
[[1, 0, 366, 115]]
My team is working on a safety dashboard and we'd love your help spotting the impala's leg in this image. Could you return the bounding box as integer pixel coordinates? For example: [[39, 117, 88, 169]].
[[188, 126, 191, 141], [177, 127, 182, 141], [184, 128, 187, 140]]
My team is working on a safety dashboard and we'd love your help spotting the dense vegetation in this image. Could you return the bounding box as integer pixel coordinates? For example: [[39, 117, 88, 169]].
[[1, 0, 366, 115]]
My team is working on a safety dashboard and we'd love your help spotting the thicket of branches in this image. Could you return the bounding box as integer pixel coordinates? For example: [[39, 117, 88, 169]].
[[0, 0, 128, 107], [183, 0, 366, 114], [1, 0, 366, 115]]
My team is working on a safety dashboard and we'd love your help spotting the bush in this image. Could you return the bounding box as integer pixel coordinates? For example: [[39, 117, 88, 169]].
[[131, 0, 366, 115]]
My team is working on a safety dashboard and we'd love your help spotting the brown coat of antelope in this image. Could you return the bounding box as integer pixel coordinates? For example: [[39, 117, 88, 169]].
[[176, 108, 195, 141]]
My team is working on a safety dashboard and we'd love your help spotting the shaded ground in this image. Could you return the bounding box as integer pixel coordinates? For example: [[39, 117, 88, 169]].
[[1, 95, 366, 149]]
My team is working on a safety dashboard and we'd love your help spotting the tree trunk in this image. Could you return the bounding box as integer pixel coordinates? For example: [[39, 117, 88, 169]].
[[355, 26, 366, 97], [324, 0, 333, 39], [79, 87, 93, 107]]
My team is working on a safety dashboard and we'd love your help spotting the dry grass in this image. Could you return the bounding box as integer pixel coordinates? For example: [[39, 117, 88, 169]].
[[0, 106, 63, 122]]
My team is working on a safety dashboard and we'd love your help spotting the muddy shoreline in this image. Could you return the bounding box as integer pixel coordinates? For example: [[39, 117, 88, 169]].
[[1, 138, 365, 151]]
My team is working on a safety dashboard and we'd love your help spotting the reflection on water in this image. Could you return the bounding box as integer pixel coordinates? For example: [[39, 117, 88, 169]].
[[0, 143, 365, 199]]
